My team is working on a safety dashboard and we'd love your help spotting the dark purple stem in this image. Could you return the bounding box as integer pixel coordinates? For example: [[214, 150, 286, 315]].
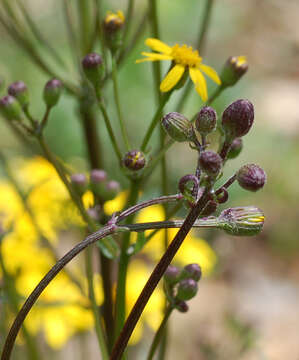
[[110, 187, 211, 360]]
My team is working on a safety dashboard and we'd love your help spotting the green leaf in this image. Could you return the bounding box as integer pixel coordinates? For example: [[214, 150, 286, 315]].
[[96, 236, 120, 259], [126, 231, 147, 256]]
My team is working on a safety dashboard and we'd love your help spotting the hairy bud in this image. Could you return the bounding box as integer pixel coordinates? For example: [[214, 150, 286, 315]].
[[0, 95, 23, 121], [181, 263, 202, 282], [195, 106, 217, 135], [164, 265, 180, 285], [105, 180, 120, 200], [176, 278, 198, 301], [103, 11, 125, 53], [162, 112, 196, 143], [221, 56, 248, 87], [218, 206, 265, 236], [8, 81, 29, 107], [227, 138, 243, 159], [82, 53, 103, 87], [199, 151, 222, 177], [123, 150, 146, 171], [237, 164, 266, 192], [222, 99, 254, 141], [43, 79, 63, 108], [70, 173, 88, 196], [90, 169, 107, 196]]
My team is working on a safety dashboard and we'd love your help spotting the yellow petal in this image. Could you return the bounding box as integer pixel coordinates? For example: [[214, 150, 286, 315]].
[[189, 67, 208, 102], [145, 38, 172, 55], [135, 52, 173, 63], [199, 64, 221, 85], [160, 64, 185, 92]]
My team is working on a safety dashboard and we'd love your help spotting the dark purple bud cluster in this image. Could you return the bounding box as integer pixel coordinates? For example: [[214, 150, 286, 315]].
[[163, 263, 202, 312], [237, 164, 266, 192], [82, 53, 103, 87], [8, 81, 29, 107], [195, 106, 217, 135]]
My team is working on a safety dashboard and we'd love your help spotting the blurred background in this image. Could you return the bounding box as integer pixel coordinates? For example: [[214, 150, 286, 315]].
[[0, 0, 299, 359]]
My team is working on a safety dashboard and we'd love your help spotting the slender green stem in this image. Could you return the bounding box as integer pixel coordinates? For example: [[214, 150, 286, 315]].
[[78, 0, 91, 54], [111, 54, 131, 151], [114, 181, 140, 342], [175, 0, 215, 113], [206, 85, 224, 105], [85, 247, 109, 360], [147, 307, 173, 360], [141, 93, 171, 152], [96, 97, 123, 162], [123, 0, 135, 44]]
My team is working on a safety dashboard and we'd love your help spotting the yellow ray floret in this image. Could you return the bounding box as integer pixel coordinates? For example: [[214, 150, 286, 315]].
[[136, 38, 221, 102]]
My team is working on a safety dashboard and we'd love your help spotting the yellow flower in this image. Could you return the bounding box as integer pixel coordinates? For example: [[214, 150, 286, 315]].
[[104, 10, 125, 27], [136, 38, 221, 102]]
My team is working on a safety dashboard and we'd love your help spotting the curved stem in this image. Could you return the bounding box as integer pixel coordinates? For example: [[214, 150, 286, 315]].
[[0, 225, 115, 360], [147, 307, 173, 360]]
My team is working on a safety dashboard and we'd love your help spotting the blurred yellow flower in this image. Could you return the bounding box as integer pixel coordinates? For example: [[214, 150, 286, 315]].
[[104, 10, 125, 26], [136, 38, 221, 101]]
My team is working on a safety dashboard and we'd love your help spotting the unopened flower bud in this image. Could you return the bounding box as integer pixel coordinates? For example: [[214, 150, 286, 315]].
[[222, 99, 254, 141], [70, 173, 88, 196], [181, 263, 202, 282], [218, 206, 265, 236], [227, 138, 243, 159], [221, 56, 248, 87], [177, 278, 198, 301], [199, 151, 222, 177], [90, 169, 107, 196], [104, 180, 120, 201], [237, 164, 266, 192], [103, 11, 125, 53], [0, 95, 23, 121], [162, 112, 196, 143], [175, 300, 189, 313], [82, 53, 103, 87], [195, 106, 217, 135], [8, 81, 29, 107], [123, 150, 146, 171], [87, 205, 101, 221], [43, 79, 63, 108], [200, 200, 218, 216], [164, 265, 180, 285]]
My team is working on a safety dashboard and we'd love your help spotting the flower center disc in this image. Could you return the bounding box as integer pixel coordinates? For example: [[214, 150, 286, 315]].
[[171, 44, 202, 67]]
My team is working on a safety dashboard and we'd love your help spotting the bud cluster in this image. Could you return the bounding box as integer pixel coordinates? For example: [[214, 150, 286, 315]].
[[70, 169, 120, 202], [163, 263, 202, 312]]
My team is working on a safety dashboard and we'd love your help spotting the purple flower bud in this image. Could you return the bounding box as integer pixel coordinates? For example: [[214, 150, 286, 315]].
[[43, 79, 63, 108], [182, 263, 202, 282], [222, 99, 254, 140], [162, 112, 196, 143], [195, 106, 217, 135], [164, 265, 180, 285], [123, 150, 146, 171], [199, 151, 222, 177], [104, 180, 120, 201], [82, 53, 103, 86], [237, 164, 266, 192], [176, 278, 198, 301], [0, 95, 23, 121], [90, 169, 107, 183], [227, 138, 243, 159], [8, 81, 29, 107], [175, 300, 189, 313], [70, 173, 88, 195], [87, 205, 101, 221]]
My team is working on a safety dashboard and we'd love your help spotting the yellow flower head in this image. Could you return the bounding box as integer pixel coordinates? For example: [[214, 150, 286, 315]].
[[136, 38, 221, 102], [104, 10, 125, 28], [231, 55, 248, 68]]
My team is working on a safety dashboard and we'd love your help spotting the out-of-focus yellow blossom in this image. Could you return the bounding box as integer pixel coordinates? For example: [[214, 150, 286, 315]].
[[136, 38, 221, 101], [0, 157, 103, 348], [104, 10, 125, 27]]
